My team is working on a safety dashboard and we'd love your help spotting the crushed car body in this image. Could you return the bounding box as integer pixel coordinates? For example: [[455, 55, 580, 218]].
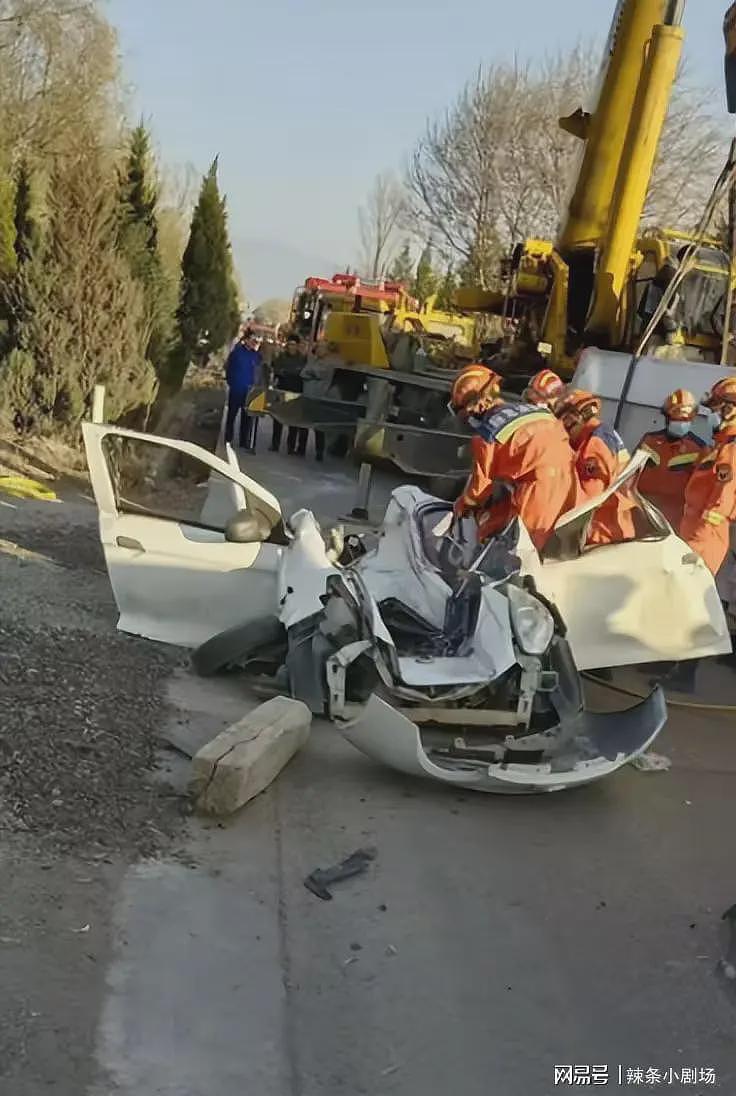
[[82, 424, 732, 794]]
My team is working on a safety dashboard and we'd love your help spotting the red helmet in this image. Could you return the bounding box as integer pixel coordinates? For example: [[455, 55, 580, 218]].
[[703, 377, 736, 408], [450, 364, 502, 414], [524, 369, 564, 406], [556, 388, 601, 422], [662, 388, 697, 422]]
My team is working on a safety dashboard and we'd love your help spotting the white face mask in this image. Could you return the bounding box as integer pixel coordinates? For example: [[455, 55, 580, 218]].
[[704, 409, 722, 433], [666, 420, 690, 439]]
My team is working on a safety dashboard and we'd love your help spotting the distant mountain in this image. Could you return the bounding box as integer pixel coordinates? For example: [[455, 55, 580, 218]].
[[232, 236, 346, 307]]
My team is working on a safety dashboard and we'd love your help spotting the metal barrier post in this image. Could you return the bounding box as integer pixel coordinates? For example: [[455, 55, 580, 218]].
[[350, 462, 374, 521], [91, 385, 106, 424], [345, 377, 391, 523]]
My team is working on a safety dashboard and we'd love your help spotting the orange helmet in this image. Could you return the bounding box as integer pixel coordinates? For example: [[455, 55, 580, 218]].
[[662, 388, 697, 421], [555, 388, 601, 422], [524, 369, 564, 406], [703, 377, 736, 408], [450, 364, 501, 414]]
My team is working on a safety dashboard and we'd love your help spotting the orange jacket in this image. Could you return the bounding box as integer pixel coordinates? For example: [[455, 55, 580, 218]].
[[637, 429, 706, 529], [572, 420, 636, 545], [680, 424, 736, 575], [453, 403, 577, 550]]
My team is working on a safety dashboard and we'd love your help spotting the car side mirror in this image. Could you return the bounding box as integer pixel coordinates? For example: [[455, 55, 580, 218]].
[[224, 508, 271, 544]]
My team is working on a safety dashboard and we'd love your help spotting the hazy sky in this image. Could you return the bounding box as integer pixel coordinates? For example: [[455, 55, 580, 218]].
[[105, 0, 732, 301]]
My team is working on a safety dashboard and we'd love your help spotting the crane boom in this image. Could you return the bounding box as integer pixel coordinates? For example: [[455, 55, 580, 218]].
[[585, 12, 684, 339], [559, 0, 685, 345], [558, 0, 677, 254]]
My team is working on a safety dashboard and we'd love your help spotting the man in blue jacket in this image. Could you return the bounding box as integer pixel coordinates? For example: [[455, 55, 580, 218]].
[[224, 331, 261, 451]]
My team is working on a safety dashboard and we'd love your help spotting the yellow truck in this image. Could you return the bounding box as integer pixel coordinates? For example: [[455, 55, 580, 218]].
[[290, 273, 475, 354], [249, 272, 478, 479]]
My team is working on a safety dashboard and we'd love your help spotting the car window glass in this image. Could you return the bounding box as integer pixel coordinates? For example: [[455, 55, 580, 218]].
[[101, 434, 228, 531]]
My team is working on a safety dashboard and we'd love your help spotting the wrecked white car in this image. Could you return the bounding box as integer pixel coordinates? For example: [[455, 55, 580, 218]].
[[82, 424, 731, 794]]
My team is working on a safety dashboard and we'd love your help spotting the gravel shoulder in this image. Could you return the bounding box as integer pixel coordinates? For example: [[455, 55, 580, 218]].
[[0, 484, 187, 1094]]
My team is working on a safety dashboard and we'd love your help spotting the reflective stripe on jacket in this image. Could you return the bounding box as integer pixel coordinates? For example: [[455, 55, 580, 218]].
[[573, 419, 636, 545], [454, 402, 576, 550], [637, 429, 706, 528], [681, 428, 736, 574]]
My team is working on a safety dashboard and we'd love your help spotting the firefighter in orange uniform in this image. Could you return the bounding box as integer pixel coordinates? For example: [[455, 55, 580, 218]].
[[523, 368, 565, 410], [680, 377, 736, 575], [555, 389, 636, 545], [636, 389, 706, 529], [450, 364, 577, 550]]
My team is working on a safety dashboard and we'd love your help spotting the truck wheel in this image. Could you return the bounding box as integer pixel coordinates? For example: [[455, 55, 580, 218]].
[[192, 617, 287, 678]]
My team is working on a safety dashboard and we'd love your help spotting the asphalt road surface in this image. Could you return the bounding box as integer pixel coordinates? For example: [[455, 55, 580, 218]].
[[1, 443, 735, 1096]]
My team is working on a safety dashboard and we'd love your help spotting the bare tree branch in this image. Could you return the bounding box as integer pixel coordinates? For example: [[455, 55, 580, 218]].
[[357, 172, 405, 280], [405, 45, 728, 287], [0, 0, 119, 162]]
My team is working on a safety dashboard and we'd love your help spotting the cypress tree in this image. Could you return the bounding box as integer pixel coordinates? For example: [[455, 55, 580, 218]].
[[0, 169, 18, 354], [118, 123, 176, 376], [388, 240, 414, 286], [435, 264, 457, 310], [458, 254, 481, 288], [118, 123, 159, 278], [13, 160, 38, 265], [0, 172, 17, 279], [174, 157, 240, 380], [4, 141, 156, 432], [412, 242, 437, 305]]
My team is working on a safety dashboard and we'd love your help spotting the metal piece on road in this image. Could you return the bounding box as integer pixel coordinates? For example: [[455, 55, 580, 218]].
[[304, 847, 377, 901]]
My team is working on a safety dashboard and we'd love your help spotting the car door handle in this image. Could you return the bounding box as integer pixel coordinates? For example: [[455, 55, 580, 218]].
[[681, 552, 699, 565], [116, 536, 145, 552]]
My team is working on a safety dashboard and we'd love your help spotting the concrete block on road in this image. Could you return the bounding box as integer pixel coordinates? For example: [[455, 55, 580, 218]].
[[191, 696, 311, 815]]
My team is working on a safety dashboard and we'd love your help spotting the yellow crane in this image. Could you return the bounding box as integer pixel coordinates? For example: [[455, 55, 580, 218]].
[[251, 1, 736, 485], [457, 0, 733, 380]]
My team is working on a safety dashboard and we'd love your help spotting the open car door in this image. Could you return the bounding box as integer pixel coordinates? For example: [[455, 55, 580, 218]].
[[82, 424, 284, 648], [534, 451, 731, 670]]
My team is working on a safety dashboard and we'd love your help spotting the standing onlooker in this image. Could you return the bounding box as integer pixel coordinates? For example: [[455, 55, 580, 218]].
[[301, 341, 341, 461], [270, 334, 308, 455], [224, 331, 261, 452]]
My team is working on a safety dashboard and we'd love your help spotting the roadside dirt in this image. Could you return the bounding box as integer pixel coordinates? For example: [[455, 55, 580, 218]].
[[0, 390, 223, 1093], [0, 622, 183, 855], [0, 432, 87, 484], [0, 378, 223, 487], [0, 481, 191, 1093], [0, 495, 185, 856]]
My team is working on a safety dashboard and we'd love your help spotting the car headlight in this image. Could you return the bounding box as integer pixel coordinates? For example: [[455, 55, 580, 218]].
[[505, 584, 554, 655]]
